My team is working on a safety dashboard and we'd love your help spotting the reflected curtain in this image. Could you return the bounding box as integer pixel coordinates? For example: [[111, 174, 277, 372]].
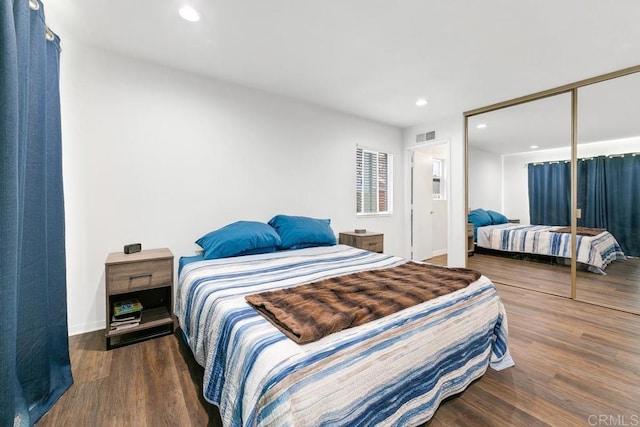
[[577, 156, 608, 228], [530, 155, 639, 257], [528, 162, 571, 226], [1, 1, 73, 425], [602, 155, 640, 256]]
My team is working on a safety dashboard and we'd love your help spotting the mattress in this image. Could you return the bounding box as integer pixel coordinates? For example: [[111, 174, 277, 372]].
[[176, 245, 513, 426], [476, 224, 626, 274]]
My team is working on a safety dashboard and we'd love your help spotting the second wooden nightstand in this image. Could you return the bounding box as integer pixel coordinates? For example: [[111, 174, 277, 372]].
[[105, 248, 175, 350], [339, 231, 383, 253], [467, 223, 474, 256]]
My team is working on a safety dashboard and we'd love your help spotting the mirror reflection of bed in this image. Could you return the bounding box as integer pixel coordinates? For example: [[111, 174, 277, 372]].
[[464, 71, 640, 315]]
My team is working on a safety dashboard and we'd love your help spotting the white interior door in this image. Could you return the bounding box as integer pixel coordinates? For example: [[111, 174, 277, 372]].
[[412, 150, 433, 260]]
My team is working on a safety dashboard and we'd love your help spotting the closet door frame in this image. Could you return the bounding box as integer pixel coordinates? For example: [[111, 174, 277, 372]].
[[464, 64, 640, 302]]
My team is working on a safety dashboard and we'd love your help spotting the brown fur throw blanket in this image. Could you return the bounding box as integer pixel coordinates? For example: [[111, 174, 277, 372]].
[[554, 227, 606, 236], [245, 262, 481, 344]]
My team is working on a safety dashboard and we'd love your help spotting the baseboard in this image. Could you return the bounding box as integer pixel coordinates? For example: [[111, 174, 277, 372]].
[[68, 320, 104, 337], [432, 249, 448, 257]]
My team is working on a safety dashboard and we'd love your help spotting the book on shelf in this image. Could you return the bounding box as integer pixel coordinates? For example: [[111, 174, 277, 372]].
[[110, 311, 141, 330], [113, 298, 143, 317], [111, 311, 141, 325], [110, 321, 140, 332]]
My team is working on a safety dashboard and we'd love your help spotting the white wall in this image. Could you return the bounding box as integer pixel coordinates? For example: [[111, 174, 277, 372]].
[[60, 38, 404, 335], [403, 118, 466, 267], [468, 146, 502, 212], [503, 137, 640, 224]]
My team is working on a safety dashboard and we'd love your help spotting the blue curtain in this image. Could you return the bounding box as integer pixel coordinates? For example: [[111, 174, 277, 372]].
[[530, 155, 640, 256], [577, 156, 608, 228], [1, 1, 73, 425], [528, 162, 571, 226], [602, 155, 640, 256]]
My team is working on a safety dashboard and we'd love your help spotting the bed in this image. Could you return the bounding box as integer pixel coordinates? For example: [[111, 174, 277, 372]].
[[475, 223, 626, 274], [176, 244, 513, 426]]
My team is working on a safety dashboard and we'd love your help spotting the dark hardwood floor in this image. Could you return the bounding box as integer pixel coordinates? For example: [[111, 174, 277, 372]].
[[37, 328, 221, 427], [429, 253, 639, 314], [38, 270, 640, 426], [429, 284, 639, 426]]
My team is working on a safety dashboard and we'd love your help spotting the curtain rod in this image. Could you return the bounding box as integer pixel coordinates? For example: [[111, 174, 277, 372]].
[[525, 152, 638, 168], [608, 152, 639, 158]]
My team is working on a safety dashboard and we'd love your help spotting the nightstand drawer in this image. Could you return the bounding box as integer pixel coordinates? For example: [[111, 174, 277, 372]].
[[339, 231, 383, 253], [467, 223, 474, 237], [467, 223, 474, 256], [360, 235, 383, 253], [107, 259, 172, 293]]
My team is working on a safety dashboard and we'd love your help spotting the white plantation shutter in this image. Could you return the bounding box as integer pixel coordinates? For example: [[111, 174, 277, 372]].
[[377, 152, 388, 211], [356, 147, 392, 214]]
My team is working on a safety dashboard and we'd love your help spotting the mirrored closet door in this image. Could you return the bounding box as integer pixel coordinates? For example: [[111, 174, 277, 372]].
[[576, 71, 640, 314], [467, 93, 572, 297], [466, 64, 640, 314]]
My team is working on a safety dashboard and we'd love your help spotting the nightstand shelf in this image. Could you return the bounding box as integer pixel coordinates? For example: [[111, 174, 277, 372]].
[[105, 248, 174, 350], [467, 223, 474, 256], [339, 231, 383, 253], [107, 306, 172, 337], [107, 323, 174, 348]]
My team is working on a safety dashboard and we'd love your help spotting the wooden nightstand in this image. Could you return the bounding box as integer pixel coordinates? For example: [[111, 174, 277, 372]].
[[339, 231, 383, 253], [508, 219, 520, 224], [105, 248, 175, 350], [467, 223, 474, 256]]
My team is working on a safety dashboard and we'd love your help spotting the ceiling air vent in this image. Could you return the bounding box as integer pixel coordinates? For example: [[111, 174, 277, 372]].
[[416, 130, 436, 143]]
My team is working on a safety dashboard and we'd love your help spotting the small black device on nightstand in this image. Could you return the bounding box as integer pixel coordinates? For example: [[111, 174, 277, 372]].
[[124, 243, 142, 254]]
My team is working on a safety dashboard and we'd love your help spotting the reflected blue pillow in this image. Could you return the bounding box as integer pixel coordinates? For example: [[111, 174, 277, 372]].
[[487, 210, 509, 225], [268, 215, 337, 250], [196, 221, 281, 260], [468, 209, 492, 228]]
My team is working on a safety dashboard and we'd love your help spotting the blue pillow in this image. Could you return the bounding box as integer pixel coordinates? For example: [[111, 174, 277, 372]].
[[196, 221, 281, 260], [468, 209, 492, 228], [268, 215, 337, 250], [487, 210, 509, 225]]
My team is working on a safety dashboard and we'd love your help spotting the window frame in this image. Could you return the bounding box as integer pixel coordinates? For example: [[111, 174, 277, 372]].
[[356, 145, 393, 216]]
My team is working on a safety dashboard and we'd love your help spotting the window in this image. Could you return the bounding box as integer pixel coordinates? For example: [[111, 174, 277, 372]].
[[432, 158, 445, 200], [356, 147, 393, 215]]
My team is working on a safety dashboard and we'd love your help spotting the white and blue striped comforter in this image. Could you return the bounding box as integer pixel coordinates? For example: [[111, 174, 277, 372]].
[[485, 225, 625, 274], [176, 245, 512, 427]]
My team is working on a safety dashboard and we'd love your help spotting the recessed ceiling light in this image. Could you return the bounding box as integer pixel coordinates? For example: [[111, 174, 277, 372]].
[[476, 123, 487, 129], [179, 6, 200, 22], [416, 99, 429, 107], [530, 145, 539, 149]]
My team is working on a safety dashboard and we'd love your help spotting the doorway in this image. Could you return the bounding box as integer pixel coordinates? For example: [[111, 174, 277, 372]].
[[410, 141, 449, 261]]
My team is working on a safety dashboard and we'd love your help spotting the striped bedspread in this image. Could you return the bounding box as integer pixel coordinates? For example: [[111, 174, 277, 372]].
[[176, 245, 512, 427], [487, 225, 625, 274]]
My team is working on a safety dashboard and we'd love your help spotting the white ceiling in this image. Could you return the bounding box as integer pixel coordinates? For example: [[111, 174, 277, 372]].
[[45, 0, 640, 150]]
